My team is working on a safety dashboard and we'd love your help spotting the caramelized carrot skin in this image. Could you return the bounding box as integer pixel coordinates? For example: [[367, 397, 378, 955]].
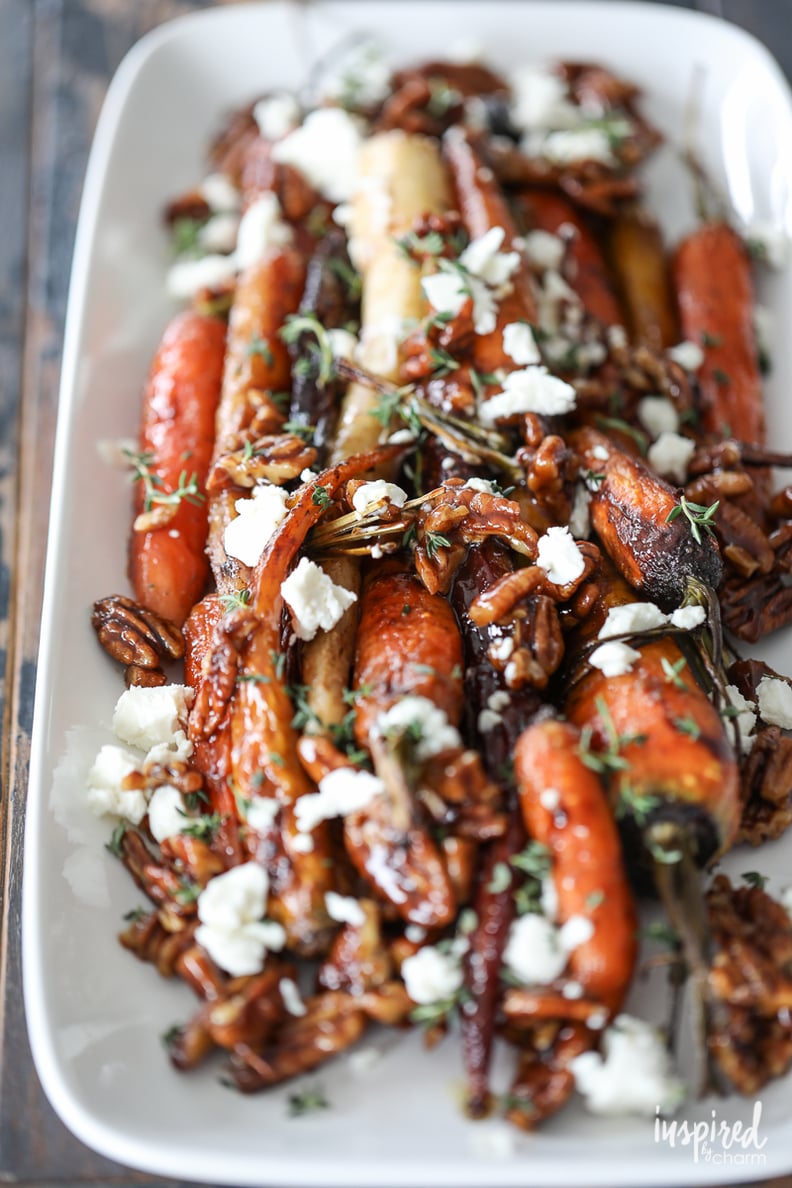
[[673, 222, 764, 443], [518, 190, 623, 326], [609, 209, 678, 349], [353, 567, 464, 744], [515, 720, 637, 1014], [129, 311, 226, 626]]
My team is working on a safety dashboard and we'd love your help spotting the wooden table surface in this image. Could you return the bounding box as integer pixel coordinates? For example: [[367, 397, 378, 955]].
[[2, 0, 792, 1185]]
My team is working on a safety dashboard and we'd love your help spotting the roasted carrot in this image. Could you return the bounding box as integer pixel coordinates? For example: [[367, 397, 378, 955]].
[[128, 310, 226, 627], [672, 221, 764, 443], [183, 592, 236, 819], [517, 189, 623, 326], [608, 207, 678, 349]]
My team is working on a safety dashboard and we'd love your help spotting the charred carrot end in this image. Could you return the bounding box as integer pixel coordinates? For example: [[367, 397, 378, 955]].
[[672, 221, 764, 444], [608, 207, 678, 350], [129, 311, 226, 627], [514, 718, 638, 1015]]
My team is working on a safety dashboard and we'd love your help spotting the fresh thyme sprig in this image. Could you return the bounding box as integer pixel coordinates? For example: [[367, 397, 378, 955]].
[[123, 447, 204, 514], [665, 496, 719, 545]]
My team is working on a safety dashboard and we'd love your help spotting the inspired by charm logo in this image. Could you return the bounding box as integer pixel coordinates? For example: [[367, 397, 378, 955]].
[[655, 1101, 768, 1166]]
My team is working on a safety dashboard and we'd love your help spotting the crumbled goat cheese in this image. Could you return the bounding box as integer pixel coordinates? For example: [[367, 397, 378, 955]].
[[502, 320, 542, 365], [252, 92, 301, 140], [479, 366, 576, 423], [558, 914, 595, 950], [540, 787, 560, 811], [667, 340, 704, 372], [375, 695, 461, 761], [563, 981, 585, 1000], [245, 797, 280, 833], [589, 641, 641, 678], [526, 127, 615, 166], [504, 914, 567, 984], [199, 172, 240, 212], [477, 709, 502, 733], [598, 602, 668, 640], [743, 219, 789, 269], [167, 253, 238, 300], [568, 482, 591, 539], [292, 833, 314, 853], [318, 41, 392, 108], [224, 483, 290, 568], [271, 108, 364, 203], [489, 636, 514, 662], [669, 605, 706, 630], [522, 229, 565, 273], [279, 976, 307, 1017], [352, 480, 408, 516], [647, 432, 695, 484], [402, 944, 464, 1005], [280, 557, 357, 641], [536, 525, 585, 586], [592, 444, 609, 462], [723, 684, 757, 755], [756, 676, 792, 729], [235, 193, 293, 270], [195, 863, 286, 977], [509, 64, 579, 132], [488, 691, 511, 712], [326, 327, 358, 361], [198, 213, 239, 254], [325, 891, 366, 927], [86, 745, 147, 825], [636, 395, 679, 439], [463, 477, 499, 495], [387, 428, 417, 445], [295, 768, 385, 834], [147, 784, 188, 843], [421, 219, 520, 336], [112, 685, 193, 758], [570, 1014, 686, 1116]]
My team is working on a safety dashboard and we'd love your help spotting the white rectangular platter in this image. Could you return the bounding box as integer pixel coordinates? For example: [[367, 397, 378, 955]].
[[23, 2, 792, 1184]]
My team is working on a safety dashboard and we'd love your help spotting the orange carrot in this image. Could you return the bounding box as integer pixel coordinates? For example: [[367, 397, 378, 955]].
[[129, 311, 226, 626]]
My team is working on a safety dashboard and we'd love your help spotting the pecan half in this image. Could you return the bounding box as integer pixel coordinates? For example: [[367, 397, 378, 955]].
[[92, 595, 184, 686], [737, 726, 792, 846]]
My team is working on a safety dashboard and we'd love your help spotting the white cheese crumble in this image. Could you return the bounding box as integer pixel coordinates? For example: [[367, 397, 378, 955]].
[[479, 366, 576, 423], [757, 676, 792, 729], [536, 525, 585, 586], [198, 213, 239, 255], [509, 64, 579, 132], [522, 229, 565, 273], [318, 41, 392, 109], [279, 976, 307, 1017], [539, 787, 560, 811], [569, 1014, 686, 1117], [667, 340, 704, 372], [589, 640, 641, 678], [112, 684, 193, 760], [723, 684, 757, 756], [526, 127, 615, 165], [295, 768, 384, 834], [86, 744, 147, 825], [598, 601, 668, 640], [199, 172, 241, 213], [234, 193, 293, 270], [167, 253, 238, 300], [477, 709, 502, 734], [271, 108, 364, 203], [401, 944, 464, 1005], [421, 222, 520, 336], [503, 914, 567, 984], [375, 695, 461, 761], [647, 432, 696, 484], [325, 891, 366, 927], [252, 92, 301, 140], [743, 219, 789, 269], [147, 784, 188, 843], [636, 395, 679, 439], [462, 477, 499, 495], [502, 320, 541, 365], [351, 480, 408, 516], [224, 483, 290, 569], [280, 557, 357, 641], [558, 914, 595, 950], [490, 636, 514, 662], [195, 863, 286, 977], [326, 327, 358, 361], [669, 605, 706, 630], [245, 796, 280, 834]]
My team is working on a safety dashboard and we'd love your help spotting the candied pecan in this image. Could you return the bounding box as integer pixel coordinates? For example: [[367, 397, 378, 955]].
[[720, 571, 792, 642], [208, 434, 317, 492], [683, 478, 774, 576], [318, 900, 392, 995], [191, 608, 259, 739], [119, 912, 199, 977], [208, 99, 259, 183], [726, 657, 777, 702], [123, 760, 204, 799], [737, 726, 792, 845], [92, 594, 184, 686], [163, 190, 211, 226], [706, 875, 792, 1094], [377, 75, 465, 136]]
